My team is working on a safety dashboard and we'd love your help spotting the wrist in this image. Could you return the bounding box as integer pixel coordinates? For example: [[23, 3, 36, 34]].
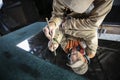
[[49, 21, 56, 27], [49, 17, 63, 27], [47, 22, 56, 30]]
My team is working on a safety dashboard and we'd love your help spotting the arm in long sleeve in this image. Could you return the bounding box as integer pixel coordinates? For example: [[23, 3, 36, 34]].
[[49, 0, 65, 27], [63, 0, 113, 58], [63, 0, 113, 31]]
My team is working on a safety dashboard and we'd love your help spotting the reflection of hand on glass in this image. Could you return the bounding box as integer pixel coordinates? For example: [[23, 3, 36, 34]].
[[70, 50, 86, 64]]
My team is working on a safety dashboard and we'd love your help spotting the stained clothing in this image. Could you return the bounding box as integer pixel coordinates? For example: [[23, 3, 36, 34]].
[[49, 0, 113, 56]]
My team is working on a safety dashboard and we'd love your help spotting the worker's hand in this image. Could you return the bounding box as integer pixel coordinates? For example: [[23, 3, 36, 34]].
[[43, 22, 56, 40], [48, 40, 59, 52]]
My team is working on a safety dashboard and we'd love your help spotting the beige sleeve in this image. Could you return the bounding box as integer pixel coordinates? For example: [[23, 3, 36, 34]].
[[49, 0, 65, 27], [63, 0, 113, 31]]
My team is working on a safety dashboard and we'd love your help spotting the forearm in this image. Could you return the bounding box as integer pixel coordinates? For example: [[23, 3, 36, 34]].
[[49, 17, 63, 27], [63, 0, 113, 31]]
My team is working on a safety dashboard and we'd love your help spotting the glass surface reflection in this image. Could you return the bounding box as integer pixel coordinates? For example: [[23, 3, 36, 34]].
[[17, 39, 31, 52], [16, 31, 68, 68]]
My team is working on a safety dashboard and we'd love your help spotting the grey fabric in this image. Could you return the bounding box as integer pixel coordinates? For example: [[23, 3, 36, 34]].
[[62, 0, 94, 13]]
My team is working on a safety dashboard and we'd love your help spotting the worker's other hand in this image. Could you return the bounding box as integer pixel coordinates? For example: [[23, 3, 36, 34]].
[[48, 40, 59, 52], [43, 22, 56, 40]]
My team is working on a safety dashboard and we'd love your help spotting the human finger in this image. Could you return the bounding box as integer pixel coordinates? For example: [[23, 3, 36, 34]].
[[43, 27, 51, 40]]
